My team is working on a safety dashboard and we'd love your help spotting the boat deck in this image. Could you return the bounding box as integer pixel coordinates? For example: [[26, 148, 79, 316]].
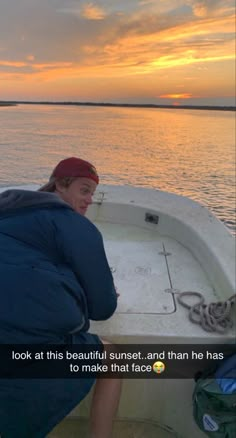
[[91, 221, 222, 340], [48, 418, 178, 438], [96, 222, 217, 315]]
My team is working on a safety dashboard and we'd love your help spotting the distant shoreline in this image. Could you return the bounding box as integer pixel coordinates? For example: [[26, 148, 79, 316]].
[[0, 102, 17, 107], [0, 101, 235, 111]]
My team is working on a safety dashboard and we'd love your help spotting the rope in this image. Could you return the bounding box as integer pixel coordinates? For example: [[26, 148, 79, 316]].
[[176, 291, 236, 333]]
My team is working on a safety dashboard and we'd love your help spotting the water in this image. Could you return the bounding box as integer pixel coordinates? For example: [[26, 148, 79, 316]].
[[0, 104, 235, 234]]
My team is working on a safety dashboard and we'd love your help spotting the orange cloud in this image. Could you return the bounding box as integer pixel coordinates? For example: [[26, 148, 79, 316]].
[[0, 61, 27, 67], [160, 14, 235, 43], [81, 3, 107, 20], [26, 55, 35, 62], [159, 93, 193, 99], [33, 62, 73, 70], [77, 13, 235, 76], [0, 1, 235, 102], [192, 3, 208, 18]]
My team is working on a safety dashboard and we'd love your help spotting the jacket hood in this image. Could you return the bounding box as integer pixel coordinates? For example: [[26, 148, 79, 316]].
[[0, 189, 72, 216]]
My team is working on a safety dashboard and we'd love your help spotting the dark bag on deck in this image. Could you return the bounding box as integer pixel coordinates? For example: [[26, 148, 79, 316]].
[[193, 354, 236, 437]]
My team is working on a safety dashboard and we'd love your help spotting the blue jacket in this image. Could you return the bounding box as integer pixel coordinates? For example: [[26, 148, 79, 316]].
[[0, 190, 117, 343], [0, 189, 117, 437], [0, 189, 117, 344]]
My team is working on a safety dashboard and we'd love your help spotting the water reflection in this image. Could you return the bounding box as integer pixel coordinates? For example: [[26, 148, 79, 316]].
[[0, 104, 235, 234]]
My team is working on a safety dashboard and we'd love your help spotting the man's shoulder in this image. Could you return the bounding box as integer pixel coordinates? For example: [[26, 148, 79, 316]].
[[50, 207, 101, 236]]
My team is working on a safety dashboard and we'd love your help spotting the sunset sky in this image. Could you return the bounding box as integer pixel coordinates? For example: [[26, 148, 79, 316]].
[[0, 0, 235, 105]]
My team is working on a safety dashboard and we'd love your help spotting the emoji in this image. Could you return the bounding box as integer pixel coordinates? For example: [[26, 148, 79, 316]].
[[152, 361, 165, 374]]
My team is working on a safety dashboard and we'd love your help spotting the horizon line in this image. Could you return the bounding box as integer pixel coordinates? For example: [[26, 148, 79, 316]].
[[0, 100, 235, 111]]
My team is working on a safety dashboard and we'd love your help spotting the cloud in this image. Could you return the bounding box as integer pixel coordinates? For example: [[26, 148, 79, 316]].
[[188, 0, 235, 18], [60, 2, 107, 20], [138, 0, 186, 14], [0, 0, 234, 66], [81, 2, 107, 20], [192, 2, 208, 17], [26, 55, 35, 61], [0, 60, 27, 68], [0, 0, 235, 102]]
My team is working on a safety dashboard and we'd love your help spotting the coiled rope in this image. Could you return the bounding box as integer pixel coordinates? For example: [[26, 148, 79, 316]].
[[176, 292, 236, 333]]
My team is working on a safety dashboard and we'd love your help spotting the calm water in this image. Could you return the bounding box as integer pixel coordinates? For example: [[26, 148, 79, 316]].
[[0, 104, 235, 234]]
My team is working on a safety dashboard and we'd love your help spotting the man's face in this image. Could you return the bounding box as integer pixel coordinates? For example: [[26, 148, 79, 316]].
[[57, 177, 97, 215]]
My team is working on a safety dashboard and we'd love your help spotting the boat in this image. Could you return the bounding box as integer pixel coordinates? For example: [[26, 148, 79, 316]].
[[0, 184, 235, 437]]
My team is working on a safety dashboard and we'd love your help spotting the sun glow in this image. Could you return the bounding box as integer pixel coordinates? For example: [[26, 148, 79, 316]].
[[159, 94, 193, 99]]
